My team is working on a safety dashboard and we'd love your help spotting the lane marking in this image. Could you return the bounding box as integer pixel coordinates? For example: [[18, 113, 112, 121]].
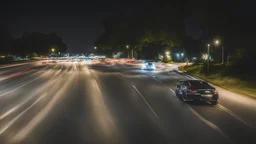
[[0, 65, 52, 98], [153, 77, 176, 95], [0, 69, 50, 98], [0, 91, 49, 120], [153, 77, 162, 83], [0, 77, 41, 98], [0, 93, 47, 135], [0, 65, 48, 82], [188, 107, 233, 143], [132, 85, 158, 118], [0, 107, 18, 120], [12, 75, 76, 141], [169, 88, 175, 93], [218, 104, 252, 128]]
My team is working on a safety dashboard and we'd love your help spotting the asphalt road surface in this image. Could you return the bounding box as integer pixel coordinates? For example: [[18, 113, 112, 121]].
[[0, 59, 255, 144]]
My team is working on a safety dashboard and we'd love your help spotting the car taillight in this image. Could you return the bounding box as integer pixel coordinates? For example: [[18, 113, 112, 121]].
[[189, 89, 198, 93]]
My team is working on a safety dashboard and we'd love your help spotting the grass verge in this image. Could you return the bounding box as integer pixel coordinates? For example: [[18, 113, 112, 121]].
[[179, 64, 256, 98]]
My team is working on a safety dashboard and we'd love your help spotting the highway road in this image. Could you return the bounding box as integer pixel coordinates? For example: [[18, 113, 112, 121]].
[[0, 59, 255, 144]]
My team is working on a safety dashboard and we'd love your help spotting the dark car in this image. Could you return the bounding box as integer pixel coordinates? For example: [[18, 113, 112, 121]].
[[176, 80, 219, 105]]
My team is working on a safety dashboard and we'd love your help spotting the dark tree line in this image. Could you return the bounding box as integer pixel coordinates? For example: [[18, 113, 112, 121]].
[[2, 32, 67, 56], [95, 0, 255, 74], [194, 0, 255, 74], [94, 1, 185, 57]]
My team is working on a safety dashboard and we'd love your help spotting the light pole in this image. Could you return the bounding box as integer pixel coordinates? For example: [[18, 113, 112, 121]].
[[181, 53, 184, 62], [214, 40, 224, 64], [126, 45, 129, 58], [207, 44, 210, 73], [222, 46, 224, 65], [176, 53, 180, 62]]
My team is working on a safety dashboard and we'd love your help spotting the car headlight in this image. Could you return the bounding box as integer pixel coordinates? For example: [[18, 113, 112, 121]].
[[214, 89, 218, 94]]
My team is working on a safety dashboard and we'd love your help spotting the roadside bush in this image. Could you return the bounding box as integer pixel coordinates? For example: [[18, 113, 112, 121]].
[[0, 56, 14, 64], [227, 49, 255, 78]]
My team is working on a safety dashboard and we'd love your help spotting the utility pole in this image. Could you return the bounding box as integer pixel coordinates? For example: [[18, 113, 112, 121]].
[[126, 45, 129, 58], [222, 46, 224, 65], [207, 44, 210, 73]]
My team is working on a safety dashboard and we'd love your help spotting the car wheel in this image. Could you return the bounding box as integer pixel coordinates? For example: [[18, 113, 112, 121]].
[[175, 90, 179, 96], [211, 101, 218, 105]]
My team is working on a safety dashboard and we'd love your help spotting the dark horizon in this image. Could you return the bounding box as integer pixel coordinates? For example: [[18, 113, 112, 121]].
[[7, 1, 204, 54], [7, 1, 146, 54]]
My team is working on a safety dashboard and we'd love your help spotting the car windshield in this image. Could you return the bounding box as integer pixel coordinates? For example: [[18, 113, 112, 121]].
[[147, 63, 153, 66], [189, 81, 210, 87]]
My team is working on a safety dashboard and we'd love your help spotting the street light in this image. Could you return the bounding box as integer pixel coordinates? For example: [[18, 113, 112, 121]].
[[126, 45, 129, 58], [165, 51, 170, 55], [51, 48, 55, 53], [181, 53, 184, 62], [176, 53, 180, 62], [214, 39, 224, 64], [94, 47, 97, 50], [214, 40, 219, 46], [207, 44, 210, 73]]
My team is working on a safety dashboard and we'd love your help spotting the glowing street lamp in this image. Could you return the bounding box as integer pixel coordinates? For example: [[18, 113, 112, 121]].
[[165, 51, 170, 55], [126, 45, 129, 58], [181, 53, 184, 57], [94, 46, 97, 50], [214, 39, 224, 64], [51, 48, 55, 53], [215, 40, 220, 46]]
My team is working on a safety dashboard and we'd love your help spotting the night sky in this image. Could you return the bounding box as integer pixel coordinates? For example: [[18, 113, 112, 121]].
[[7, 1, 199, 53]]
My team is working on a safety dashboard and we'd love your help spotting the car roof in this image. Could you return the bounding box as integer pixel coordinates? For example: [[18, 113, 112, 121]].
[[187, 80, 212, 87], [180, 80, 204, 82], [185, 80, 207, 84], [188, 80, 205, 83], [179, 80, 208, 84]]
